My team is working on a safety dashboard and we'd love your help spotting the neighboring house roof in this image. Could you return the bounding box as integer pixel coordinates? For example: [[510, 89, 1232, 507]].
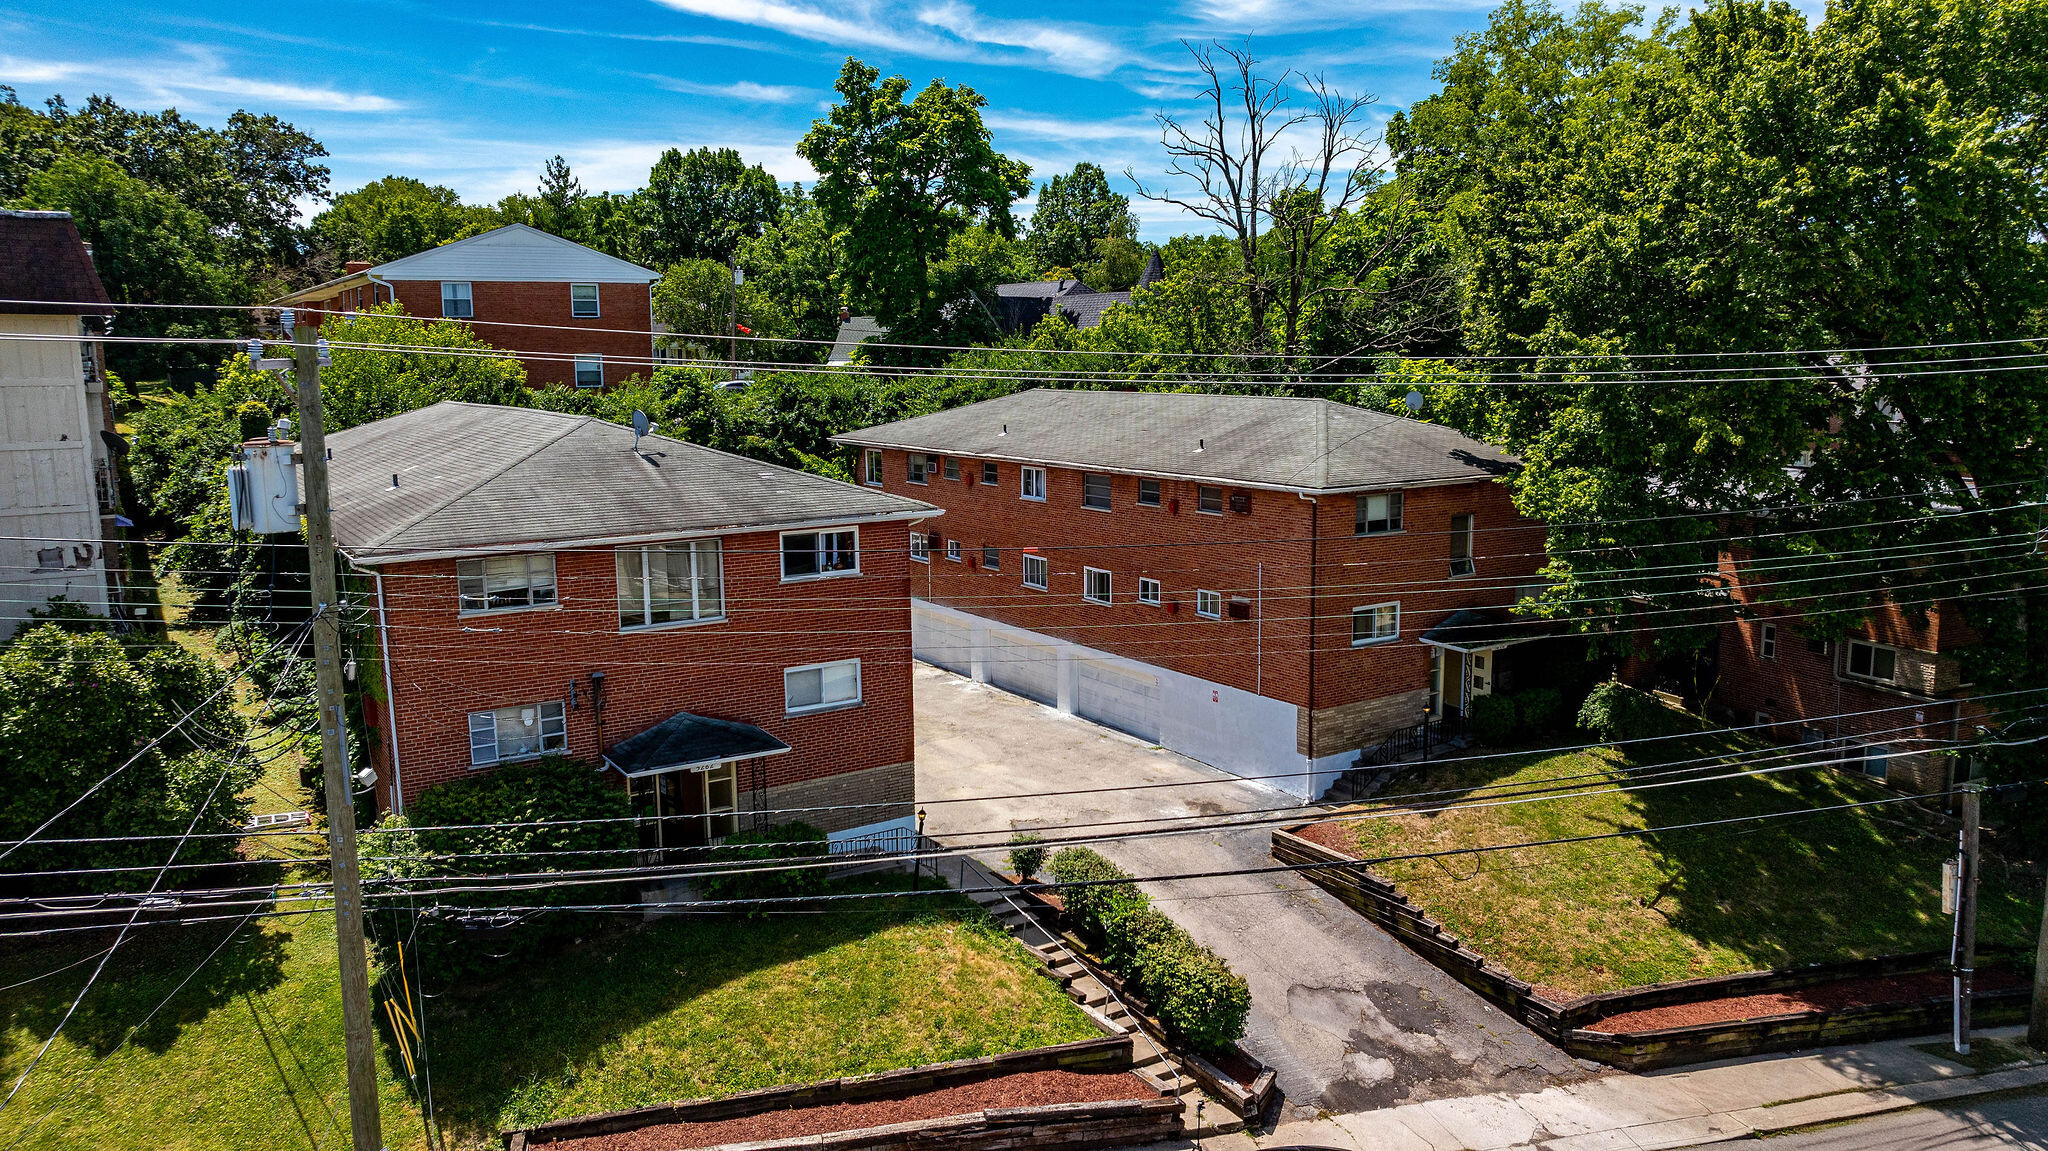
[[995, 279, 1093, 299], [1054, 291, 1132, 329], [276, 223, 659, 305], [834, 389, 1519, 493], [827, 315, 885, 366], [0, 210, 113, 316], [1136, 251, 1164, 290], [325, 401, 938, 562]]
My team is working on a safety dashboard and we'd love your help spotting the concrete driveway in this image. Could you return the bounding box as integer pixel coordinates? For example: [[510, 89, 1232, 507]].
[[913, 664, 1596, 1116]]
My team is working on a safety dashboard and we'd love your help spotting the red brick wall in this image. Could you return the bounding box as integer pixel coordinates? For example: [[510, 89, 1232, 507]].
[[364, 520, 915, 809], [862, 448, 1544, 715], [305, 279, 652, 389]]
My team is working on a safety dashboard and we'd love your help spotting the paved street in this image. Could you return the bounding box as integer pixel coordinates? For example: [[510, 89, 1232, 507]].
[[912, 664, 1595, 1115], [1729, 1087, 2048, 1150]]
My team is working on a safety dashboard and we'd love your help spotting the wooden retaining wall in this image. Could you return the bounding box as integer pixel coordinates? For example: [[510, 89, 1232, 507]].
[[503, 1035, 1174, 1150], [1272, 827, 2029, 1071]]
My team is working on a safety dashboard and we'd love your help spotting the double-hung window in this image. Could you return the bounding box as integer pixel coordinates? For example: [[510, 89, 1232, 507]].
[[865, 450, 883, 485], [1759, 623, 1778, 660], [1022, 553, 1049, 590], [1021, 466, 1047, 501], [618, 539, 723, 629], [982, 545, 1000, 571], [574, 356, 604, 389], [468, 701, 566, 766], [457, 553, 557, 613], [1448, 514, 1475, 577], [1845, 640, 1898, 684], [440, 281, 473, 318], [782, 528, 858, 580], [1197, 485, 1224, 514], [1356, 491, 1404, 535], [910, 532, 929, 562], [942, 456, 960, 481], [945, 538, 962, 562], [1082, 473, 1112, 510], [785, 658, 861, 715], [1138, 577, 1161, 606], [570, 283, 600, 317], [1083, 567, 1112, 604], [908, 453, 929, 484], [1137, 478, 1161, 507], [981, 461, 999, 485], [1195, 589, 1222, 618], [1352, 602, 1400, 646]]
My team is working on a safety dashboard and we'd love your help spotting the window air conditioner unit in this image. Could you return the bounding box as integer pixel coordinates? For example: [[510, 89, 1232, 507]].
[[1229, 493, 1252, 514], [1227, 597, 1252, 620]]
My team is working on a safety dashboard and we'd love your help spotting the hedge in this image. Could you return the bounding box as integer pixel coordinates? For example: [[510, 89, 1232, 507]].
[[698, 821, 830, 903], [1468, 693, 1517, 744], [1577, 680, 1685, 744], [1006, 832, 1048, 882], [1047, 847, 1249, 1053]]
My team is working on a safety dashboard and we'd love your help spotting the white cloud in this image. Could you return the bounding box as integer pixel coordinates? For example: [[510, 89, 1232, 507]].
[[982, 112, 1158, 142], [914, 1, 1126, 77], [645, 0, 1129, 79], [636, 75, 813, 103], [0, 46, 402, 113]]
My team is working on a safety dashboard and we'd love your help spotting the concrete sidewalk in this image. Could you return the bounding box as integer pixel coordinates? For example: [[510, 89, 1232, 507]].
[[1150, 1027, 2048, 1150]]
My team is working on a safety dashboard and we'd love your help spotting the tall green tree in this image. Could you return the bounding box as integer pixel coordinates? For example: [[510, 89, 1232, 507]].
[[798, 58, 1032, 344], [1026, 162, 1137, 275], [640, 146, 783, 267], [311, 176, 498, 265], [737, 184, 848, 359]]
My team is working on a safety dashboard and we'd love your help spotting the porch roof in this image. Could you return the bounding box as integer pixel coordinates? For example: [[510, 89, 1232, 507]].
[[1417, 609, 1560, 653], [602, 710, 791, 778]]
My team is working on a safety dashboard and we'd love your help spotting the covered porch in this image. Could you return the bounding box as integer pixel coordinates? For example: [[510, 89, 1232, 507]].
[[1418, 609, 1564, 719], [603, 710, 791, 858]]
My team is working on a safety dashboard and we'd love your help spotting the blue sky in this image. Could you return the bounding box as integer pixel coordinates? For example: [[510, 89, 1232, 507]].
[[0, 0, 1510, 239]]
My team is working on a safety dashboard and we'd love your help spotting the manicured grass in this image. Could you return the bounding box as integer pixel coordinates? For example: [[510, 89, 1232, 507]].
[[0, 881, 1095, 1151], [1314, 737, 2040, 997]]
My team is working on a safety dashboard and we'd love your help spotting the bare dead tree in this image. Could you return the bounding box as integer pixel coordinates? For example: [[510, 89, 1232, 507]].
[[1132, 41, 1449, 361]]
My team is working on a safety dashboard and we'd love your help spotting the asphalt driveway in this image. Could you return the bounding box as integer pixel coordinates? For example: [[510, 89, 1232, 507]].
[[913, 664, 1596, 1116]]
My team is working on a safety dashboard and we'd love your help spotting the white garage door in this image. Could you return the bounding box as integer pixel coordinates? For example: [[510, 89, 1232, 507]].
[[1076, 660, 1161, 743], [987, 630, 1060, 705], [913, 608, 975, 674]]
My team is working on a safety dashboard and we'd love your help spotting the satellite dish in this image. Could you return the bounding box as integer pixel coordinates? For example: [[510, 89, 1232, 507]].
[[631, 409, 650, 453], [1404, 389, 1425, 413]]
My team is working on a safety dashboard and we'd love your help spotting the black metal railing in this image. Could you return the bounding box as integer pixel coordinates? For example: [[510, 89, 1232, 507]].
[[1360, 712, 1467, 768]]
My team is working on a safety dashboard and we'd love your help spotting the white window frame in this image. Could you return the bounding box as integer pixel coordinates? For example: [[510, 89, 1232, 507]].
[[617, 539, 725, 630], [1356, 491, 1404, 535], [945, 538, 962, 562], [907, 453, 929, 485], [942, 456, 960, 481], [1845, 640, 1899, 684], [1083, 566, 1112, 605], [570, 282, 600, 318], [1081, 472, 1113, 510], [1137, 478, 1161, 507], [440, 281, 473, 318], [1022, 553, 1049, 590], [703, 762, 739, 840], [1021, 466, 1047, 501], [981, 461, 999, 486], [910, 532, 929, 563], [467, 700, 567, 767], [1195, 589, 1222, 618], [1351, 602, 1400, 646], [1448, 513, 1476, 577], [1196, 485, 1224, 514], [865, 449, 884, 486], [574, 355, 604, 390], [784, 658, 862, 716], [456, 553, 558, 615], [1138, 577, 1161, 606], [1759, 622, 1778, 660], [780, 527, 860, 582]]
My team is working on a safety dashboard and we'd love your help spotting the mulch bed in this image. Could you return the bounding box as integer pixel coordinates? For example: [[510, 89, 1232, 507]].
[[541, 1070, 1158, 1151], [1294, 822, 1354, 854], [1587, 969, 2029, 1034], [1203, 1047, 1263, 1088]]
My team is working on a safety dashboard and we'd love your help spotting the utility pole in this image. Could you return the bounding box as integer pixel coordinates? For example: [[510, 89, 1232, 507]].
[[1953, 781, 1981, 1055], [293, 320, 384, 1151], [2031, 850, 2048, 1049], [728, 262, 741, 382]]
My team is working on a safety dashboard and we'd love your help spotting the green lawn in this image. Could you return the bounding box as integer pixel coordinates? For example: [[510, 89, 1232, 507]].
[[0, 882, 1096, 1151], [1311, 737, 2040, 997]]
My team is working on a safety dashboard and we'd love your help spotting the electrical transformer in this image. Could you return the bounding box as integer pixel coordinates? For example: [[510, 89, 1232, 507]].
[[227, 439, 303, 534]]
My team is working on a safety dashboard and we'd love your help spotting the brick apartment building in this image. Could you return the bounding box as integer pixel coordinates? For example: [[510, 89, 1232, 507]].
[[326, 401, 937, 853], [278, 224, 660, 389], [835, 390, 1556, 797], [1709, 548, 1981, 795]]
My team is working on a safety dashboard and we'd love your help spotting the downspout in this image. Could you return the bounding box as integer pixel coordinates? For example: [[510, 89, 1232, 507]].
[[372, 570, 404, 814], [369, 273, 398, 309], [1299, 491, 1320, 798]]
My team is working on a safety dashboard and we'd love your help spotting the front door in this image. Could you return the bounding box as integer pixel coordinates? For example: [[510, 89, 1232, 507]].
[[660, 769, 709, 849]]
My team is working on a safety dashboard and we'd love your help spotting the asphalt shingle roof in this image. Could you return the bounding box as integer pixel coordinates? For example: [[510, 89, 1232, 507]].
[[0, 211, 113, 316], [834, 390, 1518, 492], [325, 402, 936, 561], [602, 710, 791, 776]]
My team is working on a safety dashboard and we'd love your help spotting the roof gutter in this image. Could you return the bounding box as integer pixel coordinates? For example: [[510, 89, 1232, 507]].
[[371, 569, 405, 814], [337, 506, 943, 569]]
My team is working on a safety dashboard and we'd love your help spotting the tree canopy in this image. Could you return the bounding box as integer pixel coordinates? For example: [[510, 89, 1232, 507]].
[[310, 175, 499, 265], [1027, 162, 1137, 274], [640, 146, 783, 267]]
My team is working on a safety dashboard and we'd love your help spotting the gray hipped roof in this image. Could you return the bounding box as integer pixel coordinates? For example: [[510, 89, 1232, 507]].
[[834, 390, 1517, 493], [325, 402, 937, 562], [603, 711, 791, 777]]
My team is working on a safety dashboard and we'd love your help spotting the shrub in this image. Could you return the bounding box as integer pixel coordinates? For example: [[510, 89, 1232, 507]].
[[1141, 938, 1252, 1054], [1515, 687, 1563, 733], [1047, 847, 1142, 938], [1101, 904, 1183, 972], [698, 821, 830, 903], [1468, 693, 1517, 744], [1577, 681, 1682, 744], [1006, 832, 1048, 881]]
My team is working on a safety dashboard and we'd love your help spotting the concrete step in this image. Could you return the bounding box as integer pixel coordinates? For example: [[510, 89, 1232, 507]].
[[1050, 961, 1085, 979], [1181, 1099, 1246, 1137]]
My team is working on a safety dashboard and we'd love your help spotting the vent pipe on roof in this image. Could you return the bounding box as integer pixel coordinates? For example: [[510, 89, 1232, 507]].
[[1195, 438, 1205, 453]]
